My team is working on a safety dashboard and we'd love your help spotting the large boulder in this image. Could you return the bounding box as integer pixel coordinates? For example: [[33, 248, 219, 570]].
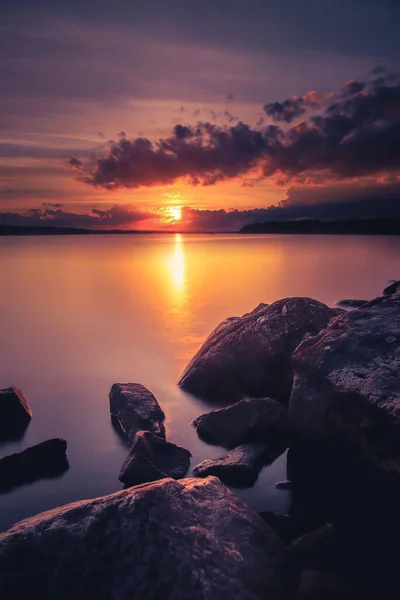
[[289, 290, 400, 475], [179, 298, 338, 402], [192, 397, 287, 449], [119, 430, 191, 487], [193, 442, 284, 488], [0, 477, 286, 600], [0, 387, 32, 441], [109, 383, 165, 442], [0, 439, 68, 493]]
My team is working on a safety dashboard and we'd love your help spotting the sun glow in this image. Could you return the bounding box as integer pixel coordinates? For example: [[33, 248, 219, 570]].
[[167, 205, 182, 222]]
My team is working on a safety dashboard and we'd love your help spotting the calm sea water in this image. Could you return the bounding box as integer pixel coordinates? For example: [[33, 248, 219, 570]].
[[0, 233, 399, 531]]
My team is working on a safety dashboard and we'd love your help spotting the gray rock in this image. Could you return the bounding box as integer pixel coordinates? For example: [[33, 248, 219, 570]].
[[192, 397, 287, 448], [0, 477, 286, 600], [289, 291, 400, 474], [179, 298, 338, 402], [0, 439, 68, 493], [193, 442, 284, 488], [109, 383, 165, 442], [0, 387, 32, 442], [119, 430, 191, 487]]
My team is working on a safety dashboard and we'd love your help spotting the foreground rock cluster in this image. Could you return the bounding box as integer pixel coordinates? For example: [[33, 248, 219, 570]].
[[0, 477, 286, 600], [1, 279, 399, 598]]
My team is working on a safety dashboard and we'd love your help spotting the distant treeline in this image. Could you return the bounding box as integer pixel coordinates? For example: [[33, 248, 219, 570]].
[[240, 218, 400, 235]]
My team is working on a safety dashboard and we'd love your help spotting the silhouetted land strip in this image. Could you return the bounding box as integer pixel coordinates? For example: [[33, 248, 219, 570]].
[[240, 217, 400, 235]]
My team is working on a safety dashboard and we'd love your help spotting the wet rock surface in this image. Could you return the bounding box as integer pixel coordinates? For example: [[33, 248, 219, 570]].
[[0, 476, 286, 600], [289, 290, 400, 475], [109, 383, 166, 442], [0, 387, 32, 442], [193, 442, 284, 488], [0, 439, 68, 493], [119, 430, 191, 487], [192, 397, 287, 448], [179, 298, 338, 402]]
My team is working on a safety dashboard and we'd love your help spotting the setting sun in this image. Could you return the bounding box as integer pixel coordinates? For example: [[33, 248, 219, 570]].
[[167, 206, 182, 222]]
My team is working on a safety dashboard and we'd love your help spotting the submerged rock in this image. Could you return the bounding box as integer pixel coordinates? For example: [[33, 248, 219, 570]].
[[109, 383, 165, 442], [0, 387, 32, 442], [179, 298, 338, 402], [119, 430, 191, 487], [192, 397, 287, 448], [0, 439, 68, 493], [0, 477, 286, 600], [289, 290, 400, 475], [193, 442, 284, 488]]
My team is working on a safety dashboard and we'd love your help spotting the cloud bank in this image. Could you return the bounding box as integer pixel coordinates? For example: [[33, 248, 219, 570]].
[[70, 68, 400, 190]]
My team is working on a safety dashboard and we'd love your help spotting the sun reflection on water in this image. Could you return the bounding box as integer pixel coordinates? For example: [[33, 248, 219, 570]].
[[168, 233, 186, 305]]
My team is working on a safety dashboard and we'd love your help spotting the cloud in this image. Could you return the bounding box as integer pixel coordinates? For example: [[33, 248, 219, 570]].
[[0, 204, 154, 229], [71, 68, 400, 191], [264, 90, 320, 123]]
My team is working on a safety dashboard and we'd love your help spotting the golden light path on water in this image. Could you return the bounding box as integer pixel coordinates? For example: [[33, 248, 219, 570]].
[[167, 233, 186, 308]]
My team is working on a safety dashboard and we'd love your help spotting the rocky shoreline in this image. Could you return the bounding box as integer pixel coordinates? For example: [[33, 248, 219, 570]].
[[0, 280, 399, 598]]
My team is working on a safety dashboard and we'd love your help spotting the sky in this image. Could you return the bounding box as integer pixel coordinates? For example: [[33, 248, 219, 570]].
[[1, 0, 400, 231]]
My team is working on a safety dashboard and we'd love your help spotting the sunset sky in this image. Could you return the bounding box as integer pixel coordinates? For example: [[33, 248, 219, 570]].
[[1, 0, 400, 231]]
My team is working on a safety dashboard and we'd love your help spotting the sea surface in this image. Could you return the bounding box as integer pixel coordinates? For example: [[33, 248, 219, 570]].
[[0, 233, 399, 532]]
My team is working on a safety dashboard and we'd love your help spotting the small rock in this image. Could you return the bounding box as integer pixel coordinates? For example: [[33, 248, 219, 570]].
[[336, 299, 368, 309], [0, 477, 286, 599], [193, 442, 283, 488], [0, 387, 32, 442], [192, 397, 287, 449], [119, 430, 191, 487], [109, 383, 165, 442], [383, 280, 400, 296], [0, 438, 68, 493], [258, 512, 309, 546], [275, 480, 292, 490]]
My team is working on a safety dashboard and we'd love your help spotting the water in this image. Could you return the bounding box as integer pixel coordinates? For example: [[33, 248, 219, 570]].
[[0, 233, 399, 532]]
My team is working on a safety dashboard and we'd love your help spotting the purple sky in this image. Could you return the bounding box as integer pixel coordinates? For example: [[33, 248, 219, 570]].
[[1, 0, 400, 230]]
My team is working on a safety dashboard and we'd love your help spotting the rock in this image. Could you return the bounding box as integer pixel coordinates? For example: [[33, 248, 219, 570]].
[[119, 430, 191, 487], [192, 397, 287, 448], [192, 442, 283, 488], [0, 439, 68, 493], [383, 280, 400, 295], [288, 524, 339, 570], [275, 480, 292, 490], [294, 570, 354, 600], [179, 298, 338, 402], [259, 512, 310, 546], [0, 477, 286, 600], [336, 299, 368, 309], [0, 387, 32, 442], [109, 383, 165, 442], [289, 292, 400, 475]]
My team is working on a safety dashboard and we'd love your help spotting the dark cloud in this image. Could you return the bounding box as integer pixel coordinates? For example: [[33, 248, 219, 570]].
[[224, 110, 237, 123], [42, 202, 64, 208], [264, 90, 320, 123], [0, 204, 154, 229], [71, 70, 400, 190], [69, 155, 83, 168]]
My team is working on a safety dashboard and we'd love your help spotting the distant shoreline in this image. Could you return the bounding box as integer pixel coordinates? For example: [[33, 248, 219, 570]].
[[1, 218, 400, 236]]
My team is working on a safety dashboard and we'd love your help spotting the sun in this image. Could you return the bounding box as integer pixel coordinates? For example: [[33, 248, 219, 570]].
[[167, 206, 182, 222]]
